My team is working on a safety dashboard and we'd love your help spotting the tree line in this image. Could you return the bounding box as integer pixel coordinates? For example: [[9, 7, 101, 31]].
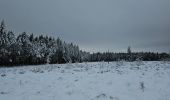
[[0, 20, 90, 66], [0, 20, 169, 66], [89, 50, 169, 62]]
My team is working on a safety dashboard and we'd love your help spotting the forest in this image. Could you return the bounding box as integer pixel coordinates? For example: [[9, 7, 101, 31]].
[[0, 20, 170, 66]]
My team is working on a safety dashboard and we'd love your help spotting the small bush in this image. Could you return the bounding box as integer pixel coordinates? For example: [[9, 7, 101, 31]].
[[140, 81, 145, 92]]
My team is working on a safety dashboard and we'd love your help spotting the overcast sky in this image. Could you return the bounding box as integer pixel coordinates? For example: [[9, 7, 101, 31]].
[[0, 0, 170, 53]]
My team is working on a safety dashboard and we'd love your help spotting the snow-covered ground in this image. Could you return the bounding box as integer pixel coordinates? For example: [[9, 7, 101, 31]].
[[0, 61, 170, 100]]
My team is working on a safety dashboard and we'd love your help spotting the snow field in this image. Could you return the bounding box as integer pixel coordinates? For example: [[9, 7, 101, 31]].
[[0, 61, 170, 100]]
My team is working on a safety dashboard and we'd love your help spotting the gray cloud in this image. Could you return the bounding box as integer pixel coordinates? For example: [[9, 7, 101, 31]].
[[0, 0, 170, 53]]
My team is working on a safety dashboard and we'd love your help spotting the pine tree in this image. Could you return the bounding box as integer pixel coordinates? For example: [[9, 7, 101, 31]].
[[127, 46, 132, 61], [127, 46, 131, 54], [0, 20, 9, 65], [16, 32, 33, 64]]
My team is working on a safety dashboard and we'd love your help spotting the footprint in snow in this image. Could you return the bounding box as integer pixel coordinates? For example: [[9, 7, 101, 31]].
[[0, 91, 9, 95], [58, 77, 63, 80], [66, 91, 73, 96], [93, 93, 119, 100], [96, 93, 107, 99]]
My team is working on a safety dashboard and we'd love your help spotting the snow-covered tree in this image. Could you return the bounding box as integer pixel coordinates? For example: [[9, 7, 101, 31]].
[[16, 32, 33, 64], [0, 20, 9, 65]]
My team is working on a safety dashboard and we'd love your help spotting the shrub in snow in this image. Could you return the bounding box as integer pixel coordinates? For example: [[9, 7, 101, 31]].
[[1, 74, 6, 77], [19, 71, 25, 74], [31, 67, 44, 73], [140, 81, 145, 92], [116, 60, 124, 67], [135, 59, 144, 66], [85, 66, 89, 71], [130, 66, 142, 71], [18, 69, 25, 74], [61, 70, 65, 73]]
